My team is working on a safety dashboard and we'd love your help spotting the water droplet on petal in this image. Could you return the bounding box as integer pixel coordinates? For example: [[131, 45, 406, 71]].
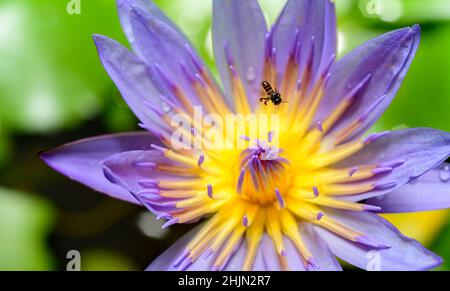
[[162, 102, 171, 113], [439, 165, 450, 182], [245, 66, 256, 82]]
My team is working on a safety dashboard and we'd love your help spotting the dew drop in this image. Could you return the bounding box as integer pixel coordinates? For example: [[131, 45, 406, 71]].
[[439, 165, 450, 182], [245, 66, 256, 82], [162, 102, 171, 113]]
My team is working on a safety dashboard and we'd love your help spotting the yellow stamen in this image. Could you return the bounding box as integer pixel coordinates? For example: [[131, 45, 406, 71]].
[[305, 140, 364, 169], [321, 183, 374, 196], [243, 209, 265, 271]]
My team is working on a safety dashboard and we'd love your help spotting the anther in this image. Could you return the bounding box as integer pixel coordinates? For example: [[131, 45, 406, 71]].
[[197, 154, 205, 167], [150, 144, 167, 153], [223, 42, 234, 66], [207, 184, 214, 199], [275, 188, 286, 209], [242, 215, 249, 227], [316, 121, 324, 132], [316, 212, 324, 221], [313, 186, 320, 197], [348, 167, 358, 177], [180, 60, 196, 83], [138, 179, 159, 188], [185, 43, 204, 72], [371, 167, 393, 175], [173, 250, 190, 268], [162, 217, 179, 229], [379, 160, 405, 168], [373, 180, 397, 190], [268, 131, 275, 143], [364, 131, 390, 145], [237, 168, 245, 194], [133, 161, 157, 169]]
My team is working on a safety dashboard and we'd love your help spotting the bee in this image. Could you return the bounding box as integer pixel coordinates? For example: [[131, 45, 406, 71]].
[[260, 81, 285, 106]]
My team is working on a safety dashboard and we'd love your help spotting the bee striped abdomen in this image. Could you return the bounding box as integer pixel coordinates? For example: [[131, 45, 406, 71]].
[[261, 81, 275, 95]]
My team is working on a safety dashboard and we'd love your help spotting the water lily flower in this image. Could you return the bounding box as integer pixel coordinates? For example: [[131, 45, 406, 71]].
[[41, 0, 450, 271]]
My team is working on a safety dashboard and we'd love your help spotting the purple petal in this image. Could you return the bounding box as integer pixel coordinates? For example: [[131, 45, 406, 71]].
[[315, 210, 442, 270], [93, 34, 171, 137], [259, 235, 283, 271], [40, 132, 158, 204], [146, 224, 206, 271], [212, 0, 267, 110], [271, 223, 342, 271], [102, 150, 195, 217], [117, 0, 182, 58], [221, 239, 248, 271], [128, 6, 223, 111], [319, 26, 420, 143], [336, 128, 450, 201], [298, 223, 342, 271], [254, 232, 340, 271], [281, 237, 307, 271], [271, 0, 336, 87], [367, 163, 450, 213]]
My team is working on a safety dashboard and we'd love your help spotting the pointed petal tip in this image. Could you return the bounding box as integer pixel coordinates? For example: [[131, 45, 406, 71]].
[[363, 204, 382, 212], [373, 180, 398, 190], [423, 255, 443, 271], [379, 160, 405, 168], [91, 34, 125, 59], [162, 217, 179, 229], [203, 248, 214, 260], [101, 165, 117, 185], [116, 0, 133, 6], [356, 235, 391, 249], [372, 167, 393, 175], [411, 24, 421, 35], [306, 258, 320, 271], [150, 144, 167, 153], [128, 3, 155, 26], [364, 131, 390, 144], [92, 34, 108, 45], [37, 148, 51, 161], [173, 250, 190, 268]]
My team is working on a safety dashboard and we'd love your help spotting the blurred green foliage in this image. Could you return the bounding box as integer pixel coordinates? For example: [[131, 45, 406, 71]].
[[81, 248, 138, 271], [335, 0, 450, 133], [0, 0, 130, 135], [432, 220, 450, 270], [0, 0, 450, 270], [0, 187, 55, 270]]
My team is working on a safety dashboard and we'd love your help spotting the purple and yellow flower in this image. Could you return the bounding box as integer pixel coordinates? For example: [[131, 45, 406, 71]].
[[41, 0, 450, 271]]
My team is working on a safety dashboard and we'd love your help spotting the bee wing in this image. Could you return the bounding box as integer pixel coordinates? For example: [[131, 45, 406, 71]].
[[259, 87, 269, 96]]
